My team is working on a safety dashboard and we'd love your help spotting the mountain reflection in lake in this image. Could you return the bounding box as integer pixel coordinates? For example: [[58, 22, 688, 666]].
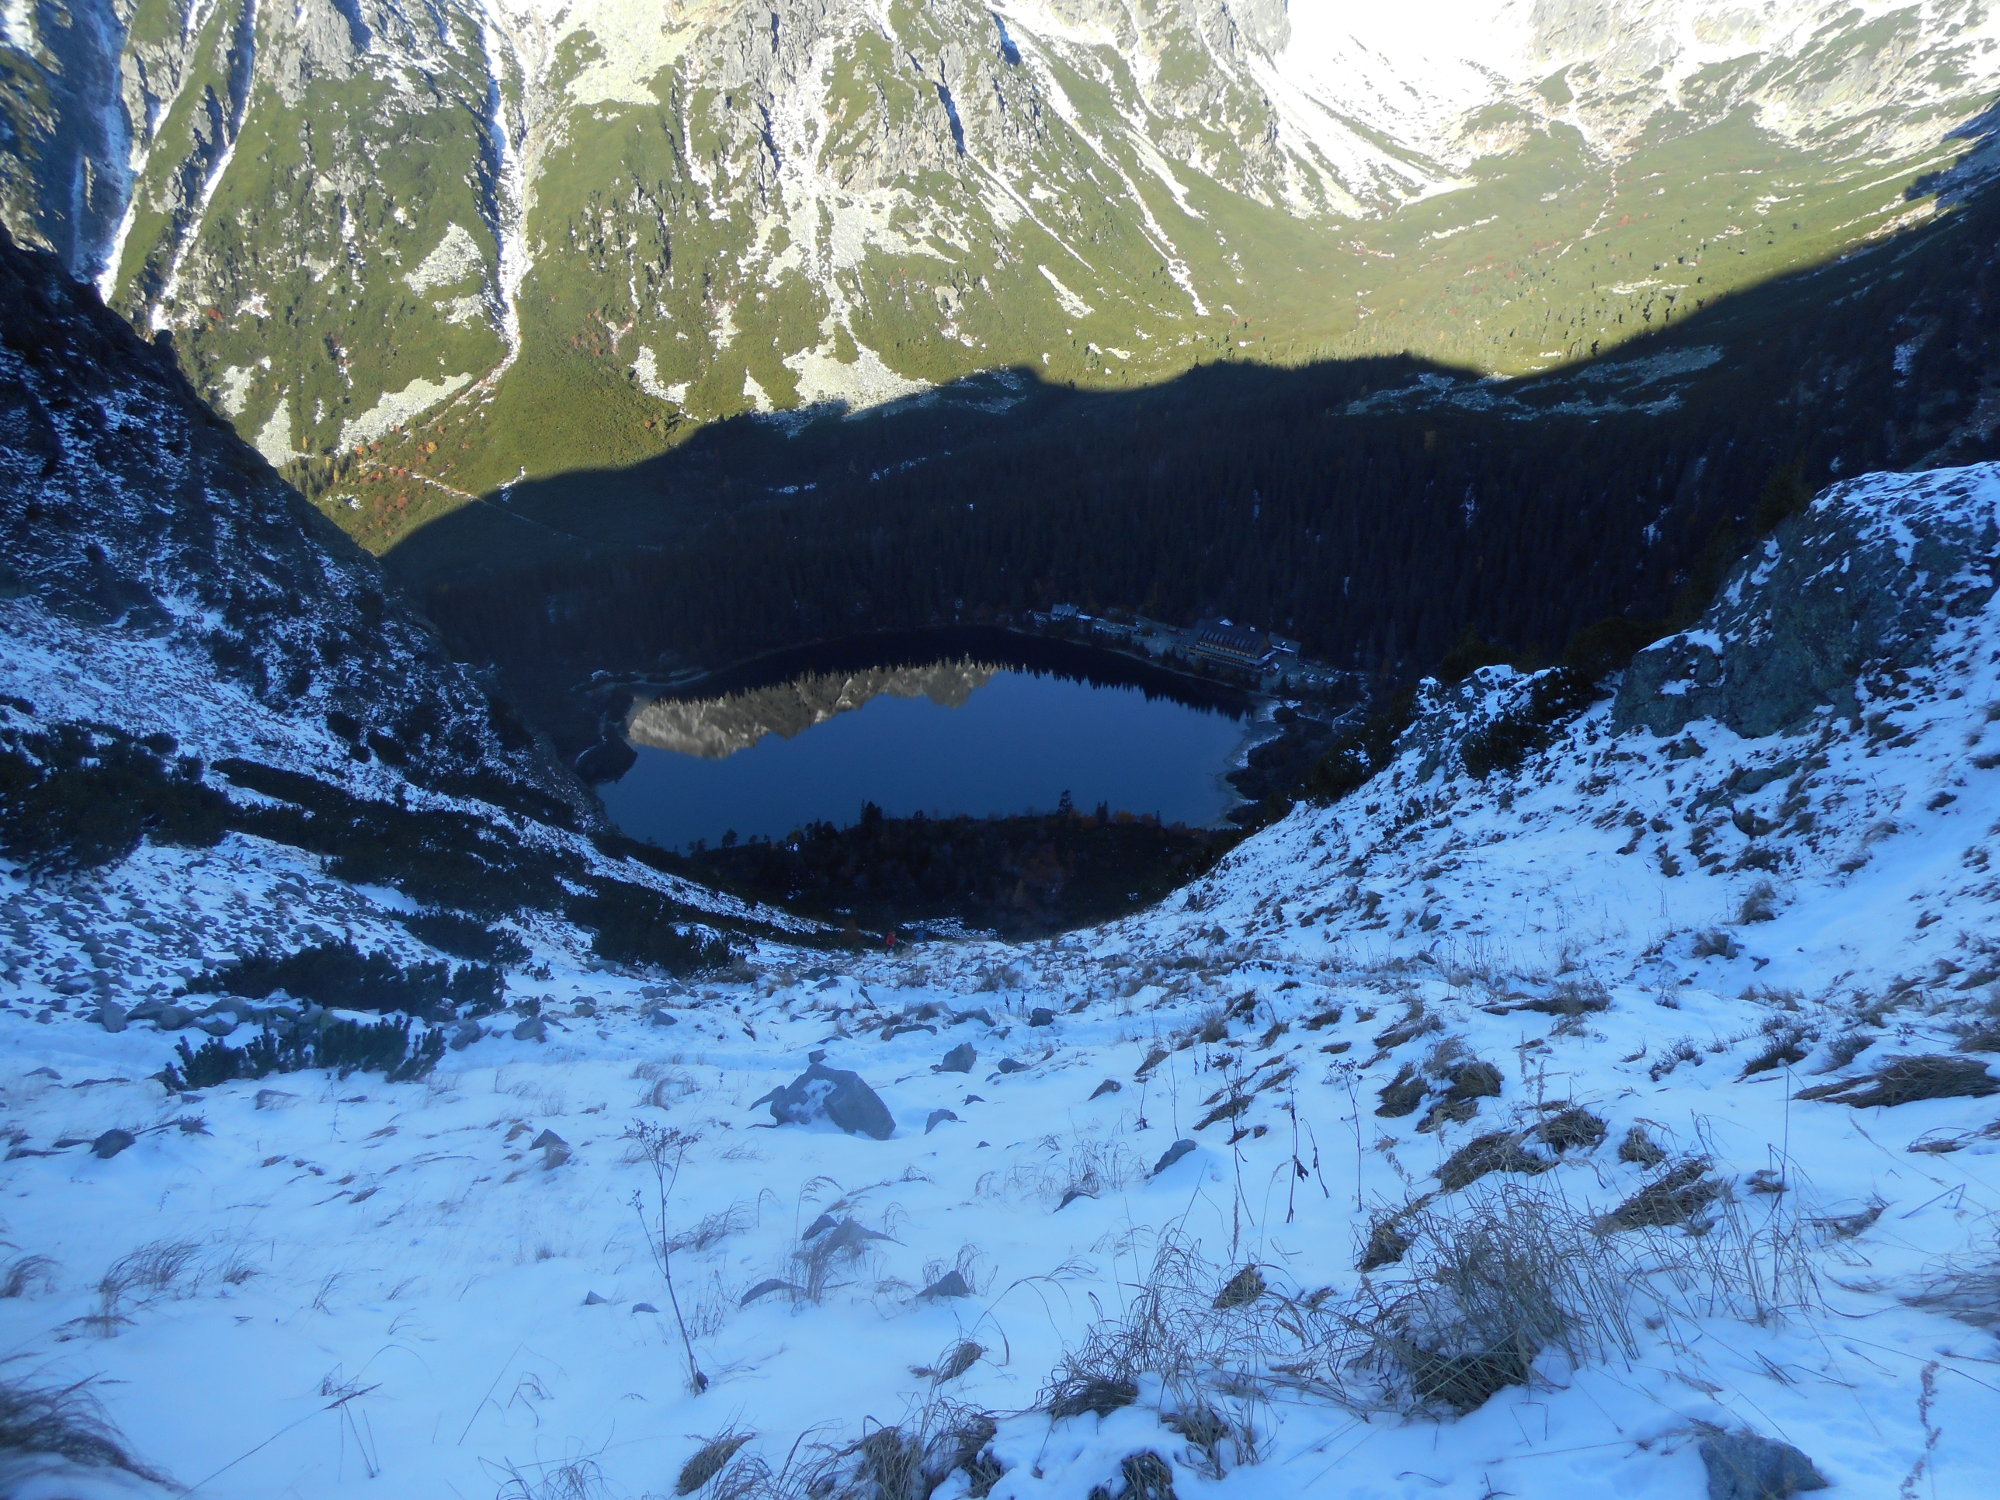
[[599, 657, 1254, 851]]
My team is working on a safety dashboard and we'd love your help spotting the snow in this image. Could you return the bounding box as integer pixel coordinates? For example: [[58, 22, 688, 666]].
[[252, 395, 297, 466], [0, 0, 34, 50], [338, 370, 477, 448], [1037, 263, 1093, 318], [403, 222, 487, 294], [783, 335, 931, 412], [9, 459, 2000, 1498]]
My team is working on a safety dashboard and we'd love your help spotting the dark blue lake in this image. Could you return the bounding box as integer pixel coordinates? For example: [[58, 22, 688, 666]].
[[598, 643, 1258, 851]]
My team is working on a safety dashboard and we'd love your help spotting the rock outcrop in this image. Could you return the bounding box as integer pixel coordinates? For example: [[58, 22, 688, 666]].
[[1618, 464, 2000, 739]]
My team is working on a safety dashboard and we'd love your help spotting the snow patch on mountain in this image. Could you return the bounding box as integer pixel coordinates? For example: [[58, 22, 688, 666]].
[[338, 370, 476, 447], [252, 395, 297, 465], [784, 333, 930, 412], [402, 222, 486, 293]]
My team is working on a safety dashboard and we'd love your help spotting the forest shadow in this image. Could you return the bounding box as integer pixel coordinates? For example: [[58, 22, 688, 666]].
[[387, 162, 2000, 762]]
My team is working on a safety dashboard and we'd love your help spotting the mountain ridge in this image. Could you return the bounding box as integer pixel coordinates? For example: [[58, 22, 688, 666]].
[[4, 0, 1996, 531]]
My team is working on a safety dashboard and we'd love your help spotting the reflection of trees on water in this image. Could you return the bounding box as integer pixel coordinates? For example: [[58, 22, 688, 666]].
[[626, 659, 1004, 760]]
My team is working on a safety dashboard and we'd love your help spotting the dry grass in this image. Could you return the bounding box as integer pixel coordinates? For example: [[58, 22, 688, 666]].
[[669, 1204, 750, 1256], [1905, 1233, 2000, 1330], [914, 1340, 984, 1385], [1037, 1175, 1814, 1429], [1797, 1054, 1998, 1107], [678, 1431, 753, 1495], [0, 1254, 56, 1299], [639, 1070, 703, 1110], [977, 1134, 1138, 1212], [681, 1398, 1001, 1500], [492, 1456, 612, 1500], [85, 1239, 201, 1335], [1599, 1159, 1721, 1230], [1435, 1130, 1554, 1192], [1617, 1125, 1667, 1166], [0, 1366, 170, 1483]]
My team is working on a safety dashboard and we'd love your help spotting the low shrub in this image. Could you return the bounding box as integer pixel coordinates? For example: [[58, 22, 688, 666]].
[[160, 1015, 447, 1091], [1459, 668, 1599, 779], [0, 725, 227, 877], [567, 885, 734, 975], [186, 939, 502, 1015], [394, 907, 531, 967], [1301, 690, 1418, 804]]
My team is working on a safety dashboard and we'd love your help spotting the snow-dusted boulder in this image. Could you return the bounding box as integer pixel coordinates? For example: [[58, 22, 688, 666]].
[[1619, 463, 2000, 738], [753, 1061, 896, 1139]]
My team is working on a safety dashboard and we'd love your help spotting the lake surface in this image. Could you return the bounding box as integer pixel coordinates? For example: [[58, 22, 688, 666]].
[[598, 642, 1256, 850]]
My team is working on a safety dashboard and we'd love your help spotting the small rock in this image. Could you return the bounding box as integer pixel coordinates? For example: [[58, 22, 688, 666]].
[[572, 1000, 596, 1018], [963, 1094, 985, 1104], [95, 1002, 127, 1034], [512, 1017, 547, 1042], [1151, 1139, 1198, 1176], [90, 1129, 136, 1160], [583, 1291, 610, 1306], [996, 1059, 1028, 1075], [1028, 1007, 1055, 1027], [254, 1089, 298, 1111], [1697, 1430, 1829, 1500], [919, 1270, 974, 1300], [1089, 1078, 1122, 1100], [533, 1129, 572, 1168], [26, 1066, 59, 1080], [448, 1021, 483, 1051], [752, 1061, 895, 1140], [937, 1043, 977, 1073], [646, 1007, 679, 1027], [151, 1005, 194, 1031], [926, 1109, 959, 1134], [631, 1302, 658, 1314]]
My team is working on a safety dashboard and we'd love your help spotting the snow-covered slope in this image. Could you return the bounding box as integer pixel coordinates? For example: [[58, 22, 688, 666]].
[[9, 454, 2000, 1497], [0, 220, 790, 1017]]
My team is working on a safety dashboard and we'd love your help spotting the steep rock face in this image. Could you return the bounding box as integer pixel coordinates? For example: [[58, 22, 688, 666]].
[[1615, 464, 2000, 739], [0, 222, 580, 818], [2, 0, 1995, 513]]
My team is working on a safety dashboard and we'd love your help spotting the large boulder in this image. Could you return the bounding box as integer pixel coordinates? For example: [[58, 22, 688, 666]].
[[1618, 463, 2000, 739], [753, 1062, 895, 1140], [1697, 1430, 1828, 1499]]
